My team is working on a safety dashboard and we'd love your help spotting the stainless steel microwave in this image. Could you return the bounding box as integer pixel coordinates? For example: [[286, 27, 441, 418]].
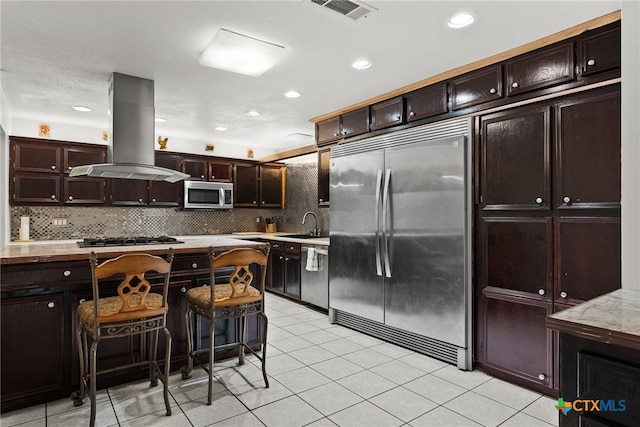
[[183, 181, 233, 209]]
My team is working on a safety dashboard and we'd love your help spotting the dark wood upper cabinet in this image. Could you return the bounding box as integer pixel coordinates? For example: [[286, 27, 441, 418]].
[[259, 163, 285, 207], [506, 42, 575, 96], [233, 163, 259, 207], [182, 156, 232, 182], [13, 173, 60, 204], [554, 87, 621, 209], [149, 153, 182, 207], [579, 22, 621, 77], [183, 157, 207, 180], [370, 97, 404, 131], [450, 65, 503, 111], [12, 142, 61, 174], [405, 83, 448, 122], [64, 178, 105, 205], [480, 105, 552, 210], [341, 107, 369, 138], [63, 145, 106, 174], [316, 116, 341, 146], [109, 179, 149, 206], [318, 148, 330, 206], [208, 160, 233, 182]]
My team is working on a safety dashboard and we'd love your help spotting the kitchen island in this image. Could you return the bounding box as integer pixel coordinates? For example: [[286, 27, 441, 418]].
[[546, 289, 640, 427], [0, 236, 269, 413]]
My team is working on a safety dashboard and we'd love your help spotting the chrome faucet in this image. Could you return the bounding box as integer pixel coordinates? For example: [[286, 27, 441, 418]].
[[302, 211, 319, 236]]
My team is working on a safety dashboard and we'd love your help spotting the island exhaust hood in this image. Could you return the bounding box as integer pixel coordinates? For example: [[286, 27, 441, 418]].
[[69, 73, 189, 183]]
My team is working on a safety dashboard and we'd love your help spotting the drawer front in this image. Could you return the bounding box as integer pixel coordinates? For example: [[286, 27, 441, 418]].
[[172, 254, 210, 273], [285, 243, 301, 255], [1, 262, 92, 289]]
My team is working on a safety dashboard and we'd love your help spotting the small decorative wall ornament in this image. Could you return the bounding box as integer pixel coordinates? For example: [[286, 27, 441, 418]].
[[102, 131, 109, 141], [205, 144, 215, 152], [39, 123, 50, 137], [157, 136, 168, 150], [247, 148, 254, 159]]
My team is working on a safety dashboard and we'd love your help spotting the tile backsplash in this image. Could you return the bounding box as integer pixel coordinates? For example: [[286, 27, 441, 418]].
[[9, 159, 329, 241]]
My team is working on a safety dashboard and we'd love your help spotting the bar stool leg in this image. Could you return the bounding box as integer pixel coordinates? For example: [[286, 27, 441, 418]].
[[89, 339, 98, 427], [260, 312, 269, 388], [181, 306, 193, 380], [162, 327, 172, 416], [238, 315, 246, 365], [207, 316, 215, 405]]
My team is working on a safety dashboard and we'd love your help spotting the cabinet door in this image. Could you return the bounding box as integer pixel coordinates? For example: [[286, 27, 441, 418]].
[[579, 22, 621, 77], [506, 42, 574, 96], [317, 116, 341, 146], [370, 97, 404, 131], [481, 105, 551, 210], [11, 141, 61, 173], [233, 163, 259, 207], [260, 164, 284, 208], [208, 161, 233, 182], [13, 173, 60, 204], [555, 217, 621, 304], [153, 280, 192, 367], [64, 145, 107, 174], [150, 154, 181, 207], [318, 148, 330, 206], [554, 87, 621, 209], [1, 294, 65, 401], [284, 243, 301, 299], [483, 217, 553, 299], [483, 295, 553, 389], [109, 179, 149, 206], [270, 248, 285, 294], [450, 65, 502, 110], [183, 157, 207, 181], [64, 177, 105, 205], [405, 83, 448, 122], [341, 107, 369, 138]]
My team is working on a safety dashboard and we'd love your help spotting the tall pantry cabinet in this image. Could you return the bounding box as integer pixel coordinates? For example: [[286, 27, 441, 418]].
[[475, 84, 621, 395]]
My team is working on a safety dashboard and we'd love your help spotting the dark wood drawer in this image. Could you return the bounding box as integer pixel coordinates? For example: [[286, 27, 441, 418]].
[[1, 261, 92, 290], [284, 243, 301, 255]]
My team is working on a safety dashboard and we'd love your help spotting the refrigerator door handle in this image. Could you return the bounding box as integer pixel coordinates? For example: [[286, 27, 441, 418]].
[[375, 169, 383, 276], [382, 168, 392, 278]]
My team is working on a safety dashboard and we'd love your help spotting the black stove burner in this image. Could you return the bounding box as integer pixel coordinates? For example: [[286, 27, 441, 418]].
[[77, 236, 184, 248]]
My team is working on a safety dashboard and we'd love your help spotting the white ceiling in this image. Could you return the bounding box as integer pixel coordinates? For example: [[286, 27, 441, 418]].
[[0, 1, 621, 156]]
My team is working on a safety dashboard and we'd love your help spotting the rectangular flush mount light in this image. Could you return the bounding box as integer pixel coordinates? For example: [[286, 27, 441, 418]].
[[199, 29, 287, 77]]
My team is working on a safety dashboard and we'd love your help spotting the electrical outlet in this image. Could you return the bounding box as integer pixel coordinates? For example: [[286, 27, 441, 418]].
[[52, 218, 67, 226]]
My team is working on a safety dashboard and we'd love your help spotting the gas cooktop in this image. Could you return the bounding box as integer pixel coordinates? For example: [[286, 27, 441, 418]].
[[77, 236, 184, 248]]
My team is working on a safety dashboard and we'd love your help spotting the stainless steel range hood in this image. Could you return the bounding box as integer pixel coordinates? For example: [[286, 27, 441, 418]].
[[69, 73, 189, 183]]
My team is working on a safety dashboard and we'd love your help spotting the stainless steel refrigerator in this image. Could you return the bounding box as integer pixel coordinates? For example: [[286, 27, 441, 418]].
[[329, 118, 472, 369]]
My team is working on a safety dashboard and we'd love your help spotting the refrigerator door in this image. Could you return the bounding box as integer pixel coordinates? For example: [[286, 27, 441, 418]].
[[383, 136, 468, 348], [329, 150, 385, 323]]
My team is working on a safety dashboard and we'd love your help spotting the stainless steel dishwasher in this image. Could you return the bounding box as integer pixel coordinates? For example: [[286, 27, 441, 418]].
[[300, 245, 329, 309]]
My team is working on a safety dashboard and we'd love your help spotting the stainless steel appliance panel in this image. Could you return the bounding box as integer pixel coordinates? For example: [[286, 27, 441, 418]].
[[383, 137, 467, 347], [329, 150, 385, 323], [301, 245, 329, 309]]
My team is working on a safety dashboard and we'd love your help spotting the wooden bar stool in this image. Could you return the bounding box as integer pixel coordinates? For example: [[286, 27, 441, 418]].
[[181, 246, 270, 405], [71, 249, 175, 427]]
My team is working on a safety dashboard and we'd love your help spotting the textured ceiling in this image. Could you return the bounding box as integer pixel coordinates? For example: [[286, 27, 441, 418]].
[[0, 1, 621, 156]]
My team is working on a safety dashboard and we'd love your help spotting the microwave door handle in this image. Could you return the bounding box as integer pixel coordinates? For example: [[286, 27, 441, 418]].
[[219, 188, 225, 207]]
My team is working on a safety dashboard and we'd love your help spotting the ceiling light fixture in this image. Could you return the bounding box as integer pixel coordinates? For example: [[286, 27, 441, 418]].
[[73, 106, 91, 112], [214, 126, 228, 131], [351, 59, 372, 70], [284, 90, 301, 98], [154, 117, 167, 123], [246, 110, 261, 117], [446, 12, 475, 29], [199, 29, 287, 77]]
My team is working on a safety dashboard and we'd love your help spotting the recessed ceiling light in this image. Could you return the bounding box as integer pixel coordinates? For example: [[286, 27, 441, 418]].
[[246, 110, 261, 117], [73, 106, 91, 112], [154, 117, 167, 123], [214, 126, 228, 131], [284, 90, 301, 98], [446, 12, 475, 29], [351, 59, 372, 70], [199, 29, 287, 77]]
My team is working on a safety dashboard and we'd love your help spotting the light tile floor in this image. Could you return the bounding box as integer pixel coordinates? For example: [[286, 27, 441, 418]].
[[1, 293, 559, 427]]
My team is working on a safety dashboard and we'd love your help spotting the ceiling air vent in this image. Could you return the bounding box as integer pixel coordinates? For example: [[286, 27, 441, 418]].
[[310, 0, 377, 20]]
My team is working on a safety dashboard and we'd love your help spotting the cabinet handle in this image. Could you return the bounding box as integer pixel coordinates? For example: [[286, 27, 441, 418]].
[[409, 111, 415, 117], [285, 257, 290, 261], [563, 196, 571, 204], [201, 175, 205, 179], [538, 373, 546, 381], [538, 289, 545, 296], [489, 88, 496, 94], [211, 175, 215, 179], [587, 59, 596, 66], [51, 165, 56, 170], [68, 195, 73, 201], [51, 194, 57, 200], [512, 82, 519, 88], [334, 133, 339, 137], [396, 115, 402, 121], [279, 256, 283, 260], [319, 198, 324, 202], [253, 201, 257, 204], [535, 197, 543, 204], [560, 291, 568, 299], [273, 244, 279, 248], [181, 287, 187, 293], [67, 166, 73, 171], [138, 198, 143, 203], [151, 198, 156, 203], [63, 270, 71, 277], [262, 201, 266, 205], [47, 301, 56, 308], [191, 263, 198, 269], [342, 131, 347, 135], [79, 298, 86, 304]]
